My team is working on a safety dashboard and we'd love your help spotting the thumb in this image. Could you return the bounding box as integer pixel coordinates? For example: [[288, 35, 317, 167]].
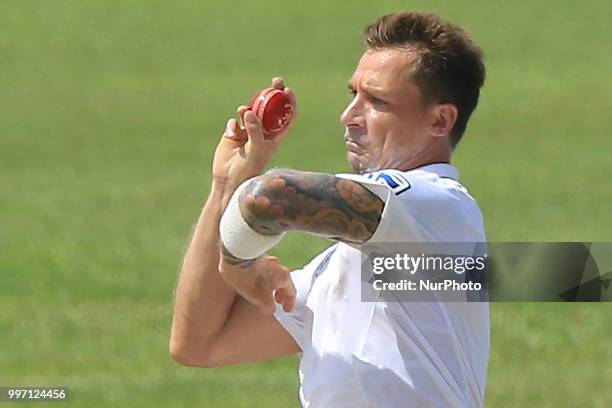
[[243, 110, 266, 153], [221, 118, 247, 146], [267, 259, 290, 290]]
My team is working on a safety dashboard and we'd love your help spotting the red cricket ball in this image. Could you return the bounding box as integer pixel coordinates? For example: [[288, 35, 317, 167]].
[[247, 87, 295, 137]]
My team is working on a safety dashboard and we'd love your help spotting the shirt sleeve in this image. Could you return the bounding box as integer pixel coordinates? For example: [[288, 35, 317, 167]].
[[336, 170, 425, 243], [273, 244, 338, 351]]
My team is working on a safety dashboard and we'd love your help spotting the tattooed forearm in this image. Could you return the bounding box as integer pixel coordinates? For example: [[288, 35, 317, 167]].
[[239, 169, 384, 243]]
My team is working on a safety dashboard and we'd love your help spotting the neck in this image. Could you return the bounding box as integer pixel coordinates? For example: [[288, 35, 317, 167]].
[[388, 139, 452, 172]]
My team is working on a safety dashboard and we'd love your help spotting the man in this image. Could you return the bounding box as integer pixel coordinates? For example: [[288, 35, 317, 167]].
[[170, 11, 488, 408]]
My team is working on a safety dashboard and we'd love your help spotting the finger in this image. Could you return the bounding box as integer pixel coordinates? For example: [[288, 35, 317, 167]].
[[274, 287, 296, 313], [283, 86, 296, 107], [231, 117, 248, 141], [243, 110, 265, 150], [223, 118, 240, 141], [283, 291, 296, 312], [274, 288, 284, 304], [273, 282, 292, 302], [268, 263, 290, 290], [236, 105, 249, 129], [283, 279, 297, 312], [223, 118, 247, 143], [254, 272, 279, 316], [272, 76, 284, 90]]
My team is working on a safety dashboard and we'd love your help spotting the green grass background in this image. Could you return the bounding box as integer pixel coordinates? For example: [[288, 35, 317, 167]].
[[1, 0, 611, 406]]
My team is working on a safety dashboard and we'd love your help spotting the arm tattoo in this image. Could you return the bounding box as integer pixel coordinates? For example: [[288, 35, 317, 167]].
[[239, 169, 384, 243]]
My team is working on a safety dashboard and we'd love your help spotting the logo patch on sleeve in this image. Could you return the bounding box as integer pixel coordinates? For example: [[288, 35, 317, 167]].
[[365, 170, 411, 195]]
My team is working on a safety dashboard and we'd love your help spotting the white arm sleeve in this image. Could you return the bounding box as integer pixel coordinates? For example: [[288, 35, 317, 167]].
[[336, 171, 425, 243]]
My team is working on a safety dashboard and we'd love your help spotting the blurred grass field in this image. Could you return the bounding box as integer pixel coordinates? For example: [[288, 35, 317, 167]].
[[1, 0, 611, 406]]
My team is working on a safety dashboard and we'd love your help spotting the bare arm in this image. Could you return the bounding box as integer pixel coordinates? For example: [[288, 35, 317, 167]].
[[170, 184, 299, 367], [170, 77, 300, 367], [169, 186, 235, 365]]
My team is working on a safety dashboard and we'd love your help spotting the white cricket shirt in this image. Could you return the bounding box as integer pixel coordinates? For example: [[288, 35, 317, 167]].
[[274, 163, 489, 408]]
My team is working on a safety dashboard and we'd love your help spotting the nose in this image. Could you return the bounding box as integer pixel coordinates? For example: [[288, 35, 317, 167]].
[[340, 95, 364, 128]]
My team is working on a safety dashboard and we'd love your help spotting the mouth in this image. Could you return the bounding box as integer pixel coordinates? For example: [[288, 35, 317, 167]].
[[344, 131, 365, 152], [345, 137, 365, 153]]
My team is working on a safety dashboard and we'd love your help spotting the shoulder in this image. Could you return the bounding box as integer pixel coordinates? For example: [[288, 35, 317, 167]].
[[338, 164, 474, 206], [338, 164, 485, 242]]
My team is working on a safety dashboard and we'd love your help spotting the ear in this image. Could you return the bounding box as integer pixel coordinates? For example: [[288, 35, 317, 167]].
[[429, 103, 458, 138]]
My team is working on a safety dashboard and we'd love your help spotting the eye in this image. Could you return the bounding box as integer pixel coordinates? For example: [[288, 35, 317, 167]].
[[370, 96, 387, 106]]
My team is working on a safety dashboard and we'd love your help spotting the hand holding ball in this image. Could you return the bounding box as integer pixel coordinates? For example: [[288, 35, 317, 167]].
[[245, 87, 296, 138]]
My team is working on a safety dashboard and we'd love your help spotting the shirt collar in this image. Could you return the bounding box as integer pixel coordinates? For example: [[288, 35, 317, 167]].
[[413, 162, 459, 180]]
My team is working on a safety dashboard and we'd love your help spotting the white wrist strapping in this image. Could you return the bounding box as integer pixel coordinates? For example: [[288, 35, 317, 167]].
[[219, 180, 285, 260]]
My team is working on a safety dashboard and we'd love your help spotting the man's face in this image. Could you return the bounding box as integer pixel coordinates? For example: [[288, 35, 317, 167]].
[[341, 48, 434, 173]]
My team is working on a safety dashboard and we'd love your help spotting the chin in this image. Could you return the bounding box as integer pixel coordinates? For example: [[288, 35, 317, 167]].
[[347, 152, 379, 174], [347, 160, 370, 174], [347, 155, 362, 173]]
